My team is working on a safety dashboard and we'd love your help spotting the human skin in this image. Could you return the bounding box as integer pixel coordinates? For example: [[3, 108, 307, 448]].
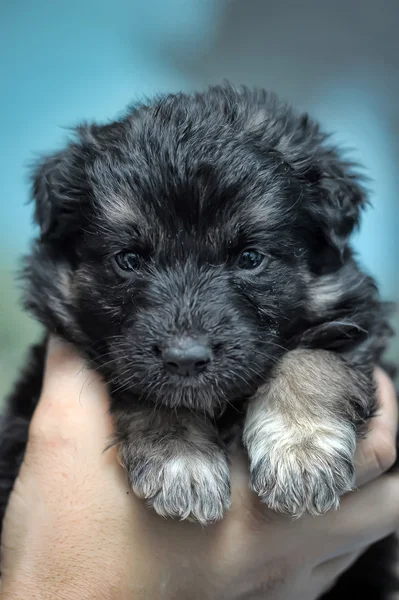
[[1, 336, 398, 600]]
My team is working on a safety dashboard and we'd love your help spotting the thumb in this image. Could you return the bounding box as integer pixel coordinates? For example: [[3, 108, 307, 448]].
[[29, 336, 114, 451]]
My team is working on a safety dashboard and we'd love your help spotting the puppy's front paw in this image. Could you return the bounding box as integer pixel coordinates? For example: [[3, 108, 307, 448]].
[[247, 426, 356, 517], [243, 350, 364, 517], [123, 447, 231, 525]]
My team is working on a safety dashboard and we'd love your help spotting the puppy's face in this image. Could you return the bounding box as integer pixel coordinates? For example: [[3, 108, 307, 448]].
[[25, 86, 365, 415], [72, 154, 308, 415]]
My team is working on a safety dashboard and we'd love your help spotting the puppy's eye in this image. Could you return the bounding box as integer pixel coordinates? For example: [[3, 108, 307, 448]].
[[114, 251, 140, 272], [237, 249, 265, 270]]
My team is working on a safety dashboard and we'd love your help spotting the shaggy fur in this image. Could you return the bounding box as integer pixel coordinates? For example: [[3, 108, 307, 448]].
[[0, 84, 397, 597]]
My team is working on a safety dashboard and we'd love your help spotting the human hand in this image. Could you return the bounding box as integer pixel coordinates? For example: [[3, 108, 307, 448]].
[[1, 337, 398, 599]]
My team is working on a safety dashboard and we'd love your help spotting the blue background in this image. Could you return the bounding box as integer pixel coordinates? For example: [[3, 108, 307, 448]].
[[1, 0, 398, 397]]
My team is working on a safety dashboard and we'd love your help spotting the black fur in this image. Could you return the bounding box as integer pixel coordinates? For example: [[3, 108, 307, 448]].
[[0, 84, 396, 597]]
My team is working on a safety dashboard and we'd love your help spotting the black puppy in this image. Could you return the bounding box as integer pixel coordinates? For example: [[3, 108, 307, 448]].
[[0, 84, 397, 597]]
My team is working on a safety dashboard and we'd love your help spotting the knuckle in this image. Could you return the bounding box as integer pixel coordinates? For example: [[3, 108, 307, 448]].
[[28, 407, 78, 454]]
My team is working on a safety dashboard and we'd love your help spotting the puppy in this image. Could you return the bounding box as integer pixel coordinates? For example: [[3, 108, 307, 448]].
[[0, 84, 397, 597]]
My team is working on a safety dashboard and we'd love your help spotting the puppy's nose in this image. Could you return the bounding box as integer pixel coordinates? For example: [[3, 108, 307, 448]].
[[162, 339, 212, 376]]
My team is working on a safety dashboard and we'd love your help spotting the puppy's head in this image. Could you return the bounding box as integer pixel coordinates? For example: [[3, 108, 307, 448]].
[[24, 85, 367, 415]]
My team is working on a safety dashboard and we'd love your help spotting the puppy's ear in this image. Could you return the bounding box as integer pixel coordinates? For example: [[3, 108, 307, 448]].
[[291, 115, 367, 270], [31, 143, 90, 240]]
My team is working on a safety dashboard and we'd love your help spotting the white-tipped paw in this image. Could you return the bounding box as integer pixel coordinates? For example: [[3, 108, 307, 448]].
[[128, 450, 231, 525], [247, 430, 355, 517]]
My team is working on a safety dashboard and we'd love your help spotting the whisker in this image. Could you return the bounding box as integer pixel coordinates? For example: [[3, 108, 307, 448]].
[[265, 340, 290, 352], [92, 356, 125, 373]]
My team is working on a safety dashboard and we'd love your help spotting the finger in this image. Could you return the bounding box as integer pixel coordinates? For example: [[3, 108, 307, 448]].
[[314, 474, 399, 560], [29, 336, 113, 451], [312, 548, 365, 592], [19, 337, 129, 512], [355, 368, 398, 486]]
